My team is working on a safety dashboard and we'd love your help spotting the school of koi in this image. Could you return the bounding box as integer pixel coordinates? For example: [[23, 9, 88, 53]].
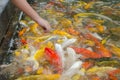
[[1, 0, 120, 80]]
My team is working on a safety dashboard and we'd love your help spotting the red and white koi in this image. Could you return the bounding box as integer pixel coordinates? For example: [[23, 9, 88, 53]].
[[44, 47, 62, 73]]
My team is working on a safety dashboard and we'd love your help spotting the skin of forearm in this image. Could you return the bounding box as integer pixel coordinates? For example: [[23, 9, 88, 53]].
[[11, 0, 42, 23]]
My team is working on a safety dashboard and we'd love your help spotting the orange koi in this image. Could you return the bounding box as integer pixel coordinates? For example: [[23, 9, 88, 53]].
[[109, 75, 118, 80], [72, 47, 101, 59], [108, 69, 120, 76], [20, 38, 27, 45], [108, 69, 120, 80], [82, 61, 93, 69], [84, 33, 112, 57], [44, 47, 62, 73], [92, 76, 100, 80], [67, 28, 80, 35], [95, 24, 104, 33], [47, 1, 65, 8], [18, 28, 27, 36]]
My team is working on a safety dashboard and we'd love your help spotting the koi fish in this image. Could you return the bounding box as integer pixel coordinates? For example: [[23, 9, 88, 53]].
[[101, 35, 110, 45], [109, 27, 120, 37], [60, 61, 83, 80], [86, 66, 117, 77], [59, 18, 72, 27], [43, 35, 59, 43], [62, 38, 77, 48], [108, 44, 120, 57], [85, 21, 105, 33], [44, 47, 62, 73], [82, 61, 93, 69], [53, 30, 72, 38], [91, 76, 101, 80], [66, 47, 77, 69], [108, 69, 120, 80], [77, 1, 87, 7], [72, 47, 101, 59], [34, 49, 44, 61], [84, 2, 94, 10], [29, 23, 41, 35], [84, 33, 112, 57], [26, 57, 39, 71], [20, 37, 27, 45], [55, 43, 65, 68], [83, 40, 95, 46], [96, 25, 105, 33], [27, 35, 51, 43], [67, 28, 80, 35], [74, 13, 113, 22], [18, 28, 27, 36], [95, 60, 120, 67], [16, 74, 60, 80], [91, 33, 102, 40]]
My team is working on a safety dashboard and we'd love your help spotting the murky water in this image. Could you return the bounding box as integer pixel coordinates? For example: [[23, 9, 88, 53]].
[[1, 0, 120, 80]]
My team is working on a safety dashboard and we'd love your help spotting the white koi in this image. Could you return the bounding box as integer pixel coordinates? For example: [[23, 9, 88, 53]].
[[62, 38, 77, 48]]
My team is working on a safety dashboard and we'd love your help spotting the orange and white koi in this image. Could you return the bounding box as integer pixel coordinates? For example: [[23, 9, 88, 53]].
[[72, 47, 101, 59]]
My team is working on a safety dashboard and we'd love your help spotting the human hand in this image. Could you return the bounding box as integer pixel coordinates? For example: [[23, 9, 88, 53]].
[[38, 18, 52, 32]]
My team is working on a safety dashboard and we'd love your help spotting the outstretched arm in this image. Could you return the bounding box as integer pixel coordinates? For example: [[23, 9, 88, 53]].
[[11, 0, 51, 32]]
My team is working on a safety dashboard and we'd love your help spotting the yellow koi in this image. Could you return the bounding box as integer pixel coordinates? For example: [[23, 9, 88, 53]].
[[36, 67, 44, 74], [14, 51, 21, 57], [83, 40, 95, 46], [53, 30, 72, 38], [16, 74, 60, 80], [84, 2, 94, 10], [77, 1, 87, 7], [59, 18, 72, 27], [34, 49, 44, 61], [109, 44, 120, 57], [29, 23, 42, 35], [27, 35, 51, 43], [95, 24, 105, 33], [74, 13, 112, 22], [92, 19, 104, 24], [86, 66, 116, 75], [101, 35, 110, 44]]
